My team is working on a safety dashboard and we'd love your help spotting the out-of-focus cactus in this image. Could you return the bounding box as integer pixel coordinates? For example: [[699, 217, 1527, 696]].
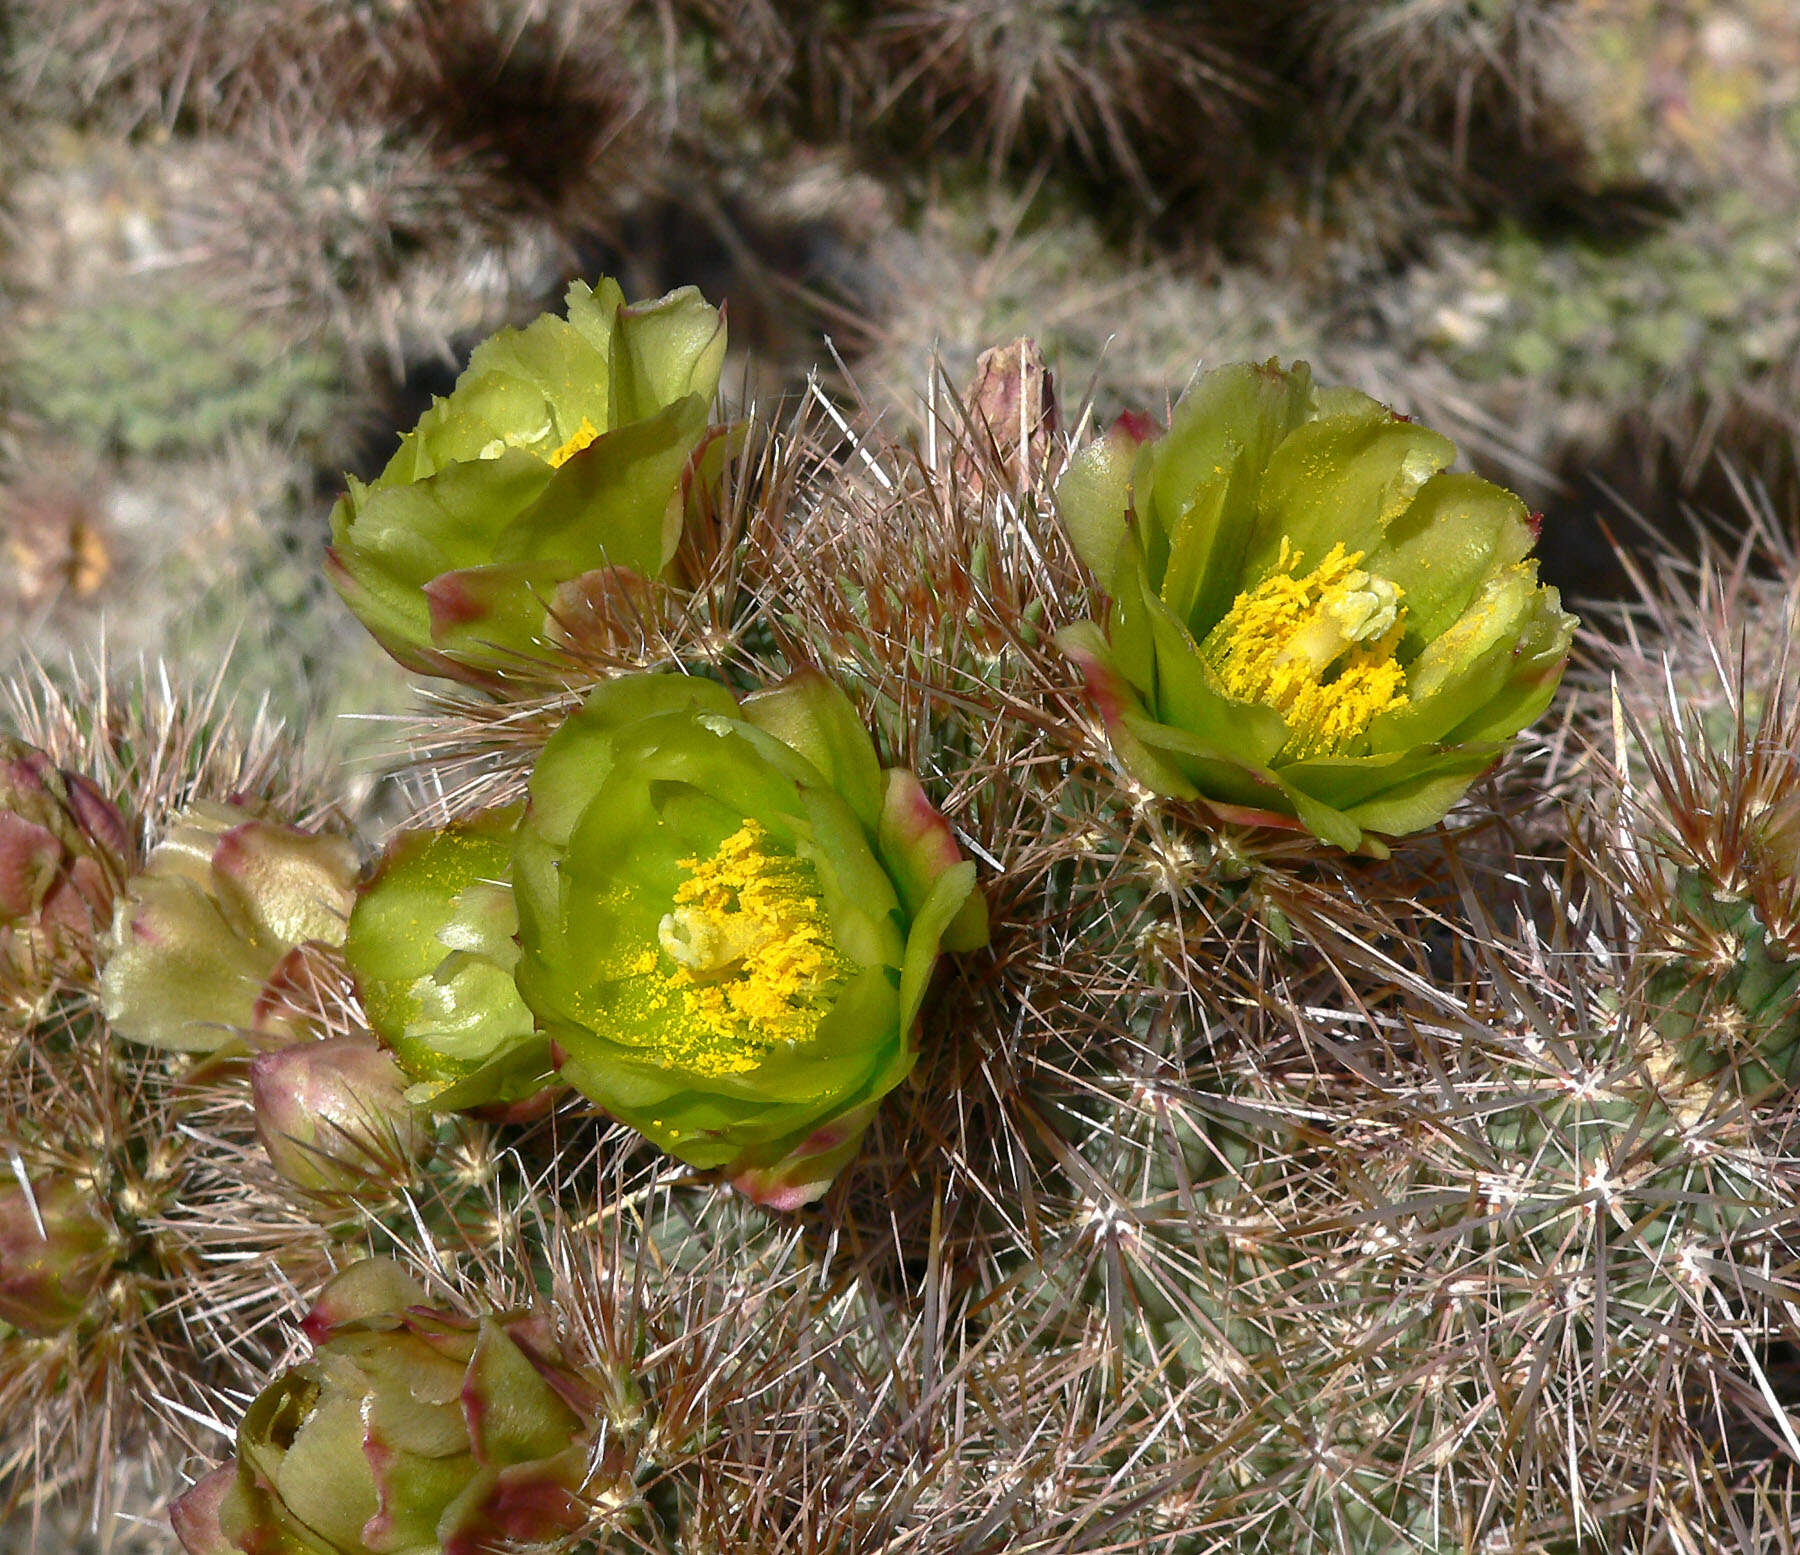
[[171, 1257, 596, 1555], [249, 1039, 431, 1198], [0, 1172, 121, 1337], [0, 737, 132, 1010], [327, 277, 728, 686], [343, 805, 548, 1112], [1056, 360, 1576, 852], [512, 670, 987, 1207], [13, 289, 343, 460], [100, 800, 359, 1051]]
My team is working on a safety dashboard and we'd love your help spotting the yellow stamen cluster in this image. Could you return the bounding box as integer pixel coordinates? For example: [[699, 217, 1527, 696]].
[[1203, 541, 1409, 760], [545, 418, 600, 469], [628, 821, 847, 1077]]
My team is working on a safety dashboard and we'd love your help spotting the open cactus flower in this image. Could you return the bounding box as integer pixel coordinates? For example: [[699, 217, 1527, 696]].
[[1056, 360, 1577, 853], [327, 277, 729, 685], [512, 671, 988, 1207]]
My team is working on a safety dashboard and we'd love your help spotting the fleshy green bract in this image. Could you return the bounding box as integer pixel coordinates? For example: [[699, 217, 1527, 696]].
[[1056, 359, 1577, 853], [512, 671, 987, 1208]]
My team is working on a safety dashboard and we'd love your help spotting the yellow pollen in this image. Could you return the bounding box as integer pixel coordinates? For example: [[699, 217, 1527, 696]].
[[634, 821, 848, 1077], [1202, 540, 1409, 759], [545, 418, 600, 469]]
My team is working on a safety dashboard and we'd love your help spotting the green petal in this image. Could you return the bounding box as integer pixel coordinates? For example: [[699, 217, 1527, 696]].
[[877, 769, 988, 953], [1340, 748, 1508, 837], [1244, 404, 1455, 584], [1056, 623, 1200, 799], [1148, 359, 1314, 635], [463, 1319, 582, 1466], [384, 369, 578, 486], [308, 1258, 429, 1336], [265, 1386, 380, 1551], [1137, 586, 1290, 765], [99, 878, 274, 1051], [741, 670, 885, 831], [1104, 534, 1161, 695], [1436, 585, 1577, 745], [494, 394, 708, 577], [562, 276, 627, 359], [797, 788, 905, 970], [330, 453, 554, 650], [611, 285, 728, 425], [1118, 712, 1296, 816], [1365, 563, 1543, 752], [1368, 470, 1535, 650], [525, 675, 739, 852], [1281, 743, 1500, 814], [1055, 410, 1157, 581], [898, 859, 977, 1035], [421, 560, 570, 664], [346, 809, 537, 1089]]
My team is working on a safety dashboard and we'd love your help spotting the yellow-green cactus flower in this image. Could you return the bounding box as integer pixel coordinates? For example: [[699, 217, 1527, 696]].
[[344, 806, 550, 1112], [1056, 361, 1577, 853], [512, 671, 988, 1208], [170, 1259, 594, 1555], [100, 801, 359, 1051], [327, 277, 728, 685]]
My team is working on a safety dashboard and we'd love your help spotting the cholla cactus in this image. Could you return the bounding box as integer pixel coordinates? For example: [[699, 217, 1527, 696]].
[[10, 253, 1800, 1555]]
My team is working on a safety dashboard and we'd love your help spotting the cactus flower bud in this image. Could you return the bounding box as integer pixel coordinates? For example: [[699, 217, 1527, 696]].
[[512, 670, 988, 1207], [101, 801, 359, 1052], [0, 1171, 121, 1335], [343, 806, 549, 1112], [1055, 361, 1577, 854], [0, 738, 131, 1008], [169, 1258, 596, 1555], [326, 277, 728, 686], [250, 1039, 431, 1198]]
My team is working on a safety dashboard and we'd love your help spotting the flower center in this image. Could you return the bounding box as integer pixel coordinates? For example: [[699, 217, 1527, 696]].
[[1202, 540, 1409, 759], [637, 821, 849, 1077]]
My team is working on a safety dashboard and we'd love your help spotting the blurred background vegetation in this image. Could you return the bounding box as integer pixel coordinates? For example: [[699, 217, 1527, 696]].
[[4, 0, 1798, 750]]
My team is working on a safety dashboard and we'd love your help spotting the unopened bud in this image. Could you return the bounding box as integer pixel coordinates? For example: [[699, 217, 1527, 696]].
[[102, 801, 359, 1052], [250, 1039, 430, 1198]]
